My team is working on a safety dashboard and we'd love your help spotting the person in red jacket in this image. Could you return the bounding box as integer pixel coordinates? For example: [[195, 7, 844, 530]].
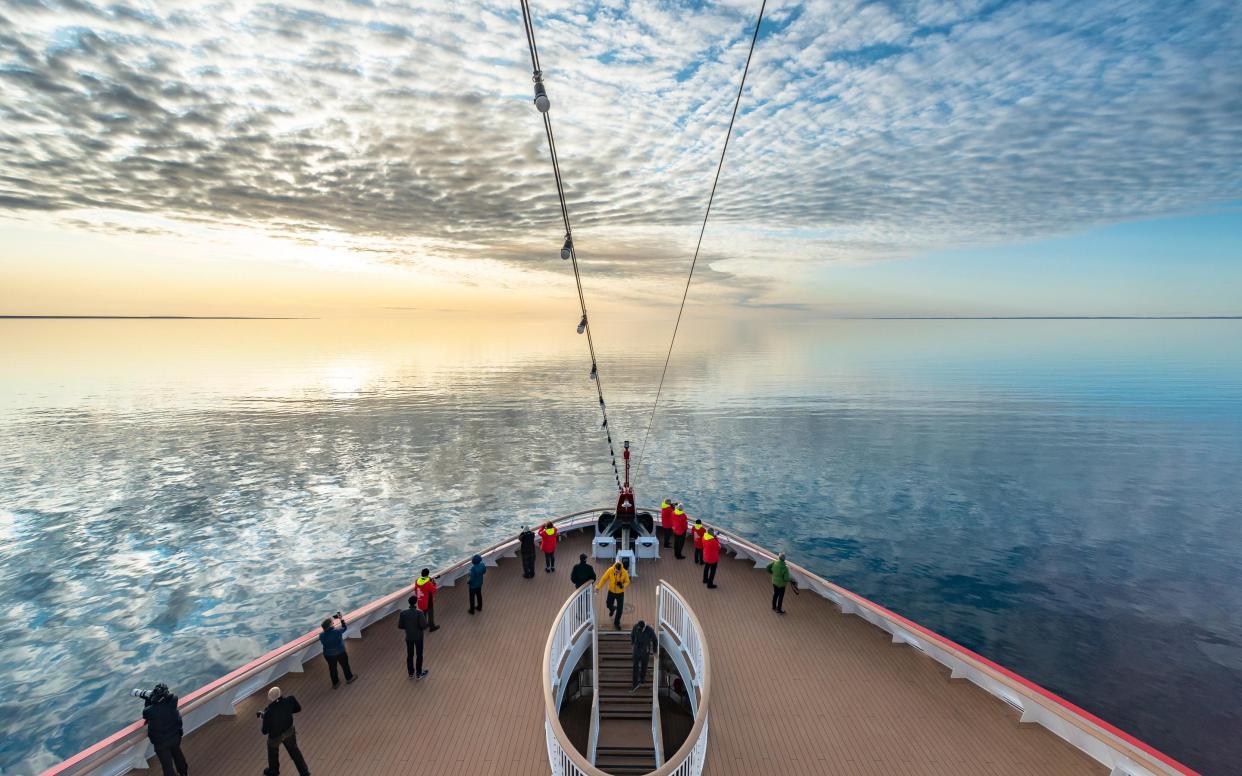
[[691, 518, 706, 565], [671, 505, 688, 560], [414, 569, 440, 632], [659, 499, 674, 548], [701, 528, 720, 588], [540, 521, 558, 573]]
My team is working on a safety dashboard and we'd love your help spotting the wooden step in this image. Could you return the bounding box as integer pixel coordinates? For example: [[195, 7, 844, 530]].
[[595, 764, 655, 776], [596, 746, 657, 775], [601, 709, 652, 720], [597, 746, 655, 756], [598, 695, 649, 705]]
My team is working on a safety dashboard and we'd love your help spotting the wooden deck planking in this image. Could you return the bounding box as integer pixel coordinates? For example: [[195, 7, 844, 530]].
[[162, 527, 1103, 775]]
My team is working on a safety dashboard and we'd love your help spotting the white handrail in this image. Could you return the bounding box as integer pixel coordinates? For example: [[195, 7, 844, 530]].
[[543, 587, 608, 776], [651, 597, 664, 768], [652, 581, 711, 776], [588, 595, 601, 765]]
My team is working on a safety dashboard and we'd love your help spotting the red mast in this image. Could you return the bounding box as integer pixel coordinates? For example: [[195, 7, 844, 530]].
[[616, 440, 635, 520]]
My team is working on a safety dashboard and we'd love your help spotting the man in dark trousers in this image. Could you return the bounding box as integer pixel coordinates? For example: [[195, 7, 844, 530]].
[[595, 560, 631, 630], [318, 612, 357, 688], [671, 504, 688, 559], [630, 620, 657, 692], [467, 554, 486, 614], [414, 569, 440, 631], [138, 683, 187, 776], [691, 518, 706, 565], [261, 686, 310, 776], [540, 521, 558, 572], [659, 499, 674, 548], [766, 552, 794, 614], [570, 553, 596, 588], [398, 595, 429, 679], [518, 526, 537, 579], [701, 527, 720, 589]]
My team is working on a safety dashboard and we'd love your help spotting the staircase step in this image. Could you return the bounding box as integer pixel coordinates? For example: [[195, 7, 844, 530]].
[[596, 751, 657, 765], [595, 765, 655, 776], [601, 710, 652, 720]]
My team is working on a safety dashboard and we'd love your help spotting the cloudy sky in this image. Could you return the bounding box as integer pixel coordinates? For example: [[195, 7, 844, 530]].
[[0, 0, 1239, 316]]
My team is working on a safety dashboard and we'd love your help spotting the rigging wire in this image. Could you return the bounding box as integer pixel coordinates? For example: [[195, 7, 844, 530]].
[[519, 0, 623, 490], [633, 0, 768, 485]]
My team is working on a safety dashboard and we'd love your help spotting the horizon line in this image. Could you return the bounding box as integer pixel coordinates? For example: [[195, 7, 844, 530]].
[[835, 315, 1242, 320], [0, 315, 314, 320], [3, 314, 1240, 321]]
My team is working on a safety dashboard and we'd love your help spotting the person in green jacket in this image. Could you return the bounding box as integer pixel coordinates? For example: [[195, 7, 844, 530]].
[[766, 552, 795, 614]]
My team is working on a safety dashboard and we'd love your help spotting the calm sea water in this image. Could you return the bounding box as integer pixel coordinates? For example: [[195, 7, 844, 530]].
[[1, 318, 1240, 774]]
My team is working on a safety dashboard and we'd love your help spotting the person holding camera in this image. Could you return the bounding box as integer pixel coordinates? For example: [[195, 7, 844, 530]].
[[414, 569, 441, 631], [260, 686, 310, 776], [318, 612, 357, 688], [134, 684, 187, 776], [518, 526, 537, 579]]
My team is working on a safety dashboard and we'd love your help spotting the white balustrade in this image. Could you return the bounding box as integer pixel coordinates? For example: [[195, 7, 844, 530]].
[[655, 582, 711, 776]]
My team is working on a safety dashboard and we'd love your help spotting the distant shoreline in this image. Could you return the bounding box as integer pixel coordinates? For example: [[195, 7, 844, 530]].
[[0, 315, 312, 320]]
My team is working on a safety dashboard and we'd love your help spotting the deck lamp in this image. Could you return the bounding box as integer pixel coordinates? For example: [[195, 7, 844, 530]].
[[577, 315, 587, 334], [533, 72, 550, 112], [560, 234, 573, 260], [590, 363, 597, 381]]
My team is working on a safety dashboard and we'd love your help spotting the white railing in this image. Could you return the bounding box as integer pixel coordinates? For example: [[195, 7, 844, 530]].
[[47, 508, 613, 776], [543, 586, 606, 776], [543, 579, 713, 776], [548, 584, 593, 709], [718, 532, 1197, 776], [653, 581, 711, 776], [651, 630, 664, 769], [588, 597, 601, 765]]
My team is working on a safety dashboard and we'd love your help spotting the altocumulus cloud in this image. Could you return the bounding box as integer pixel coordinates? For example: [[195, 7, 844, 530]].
[[0, 0, 1239, 295]]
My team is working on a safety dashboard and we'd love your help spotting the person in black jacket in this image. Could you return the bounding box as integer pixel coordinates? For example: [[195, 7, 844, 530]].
[[261, 686, 310, 776], [398, 595, 429, 679], [630, 620, 657, 692], [137, 684, 187, 776], [569, 554, 596, 588], [518, 526, 536, 579]]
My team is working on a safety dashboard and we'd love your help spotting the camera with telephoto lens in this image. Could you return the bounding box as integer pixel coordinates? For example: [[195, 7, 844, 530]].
[[130, 683, 170, 705]]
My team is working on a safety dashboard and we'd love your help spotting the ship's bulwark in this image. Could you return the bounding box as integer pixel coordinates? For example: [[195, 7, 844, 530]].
[[153, 529, 1103, 775]]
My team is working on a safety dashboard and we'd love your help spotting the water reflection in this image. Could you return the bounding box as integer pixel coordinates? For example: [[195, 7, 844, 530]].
[[1, 318, 1240, 773]]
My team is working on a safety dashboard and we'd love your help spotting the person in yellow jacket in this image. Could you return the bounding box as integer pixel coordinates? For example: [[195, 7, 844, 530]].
[[595, 561, 631, 630]]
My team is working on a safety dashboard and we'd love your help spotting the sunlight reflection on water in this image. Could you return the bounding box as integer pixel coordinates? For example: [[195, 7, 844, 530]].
[[1, 318, 1240, 773]]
